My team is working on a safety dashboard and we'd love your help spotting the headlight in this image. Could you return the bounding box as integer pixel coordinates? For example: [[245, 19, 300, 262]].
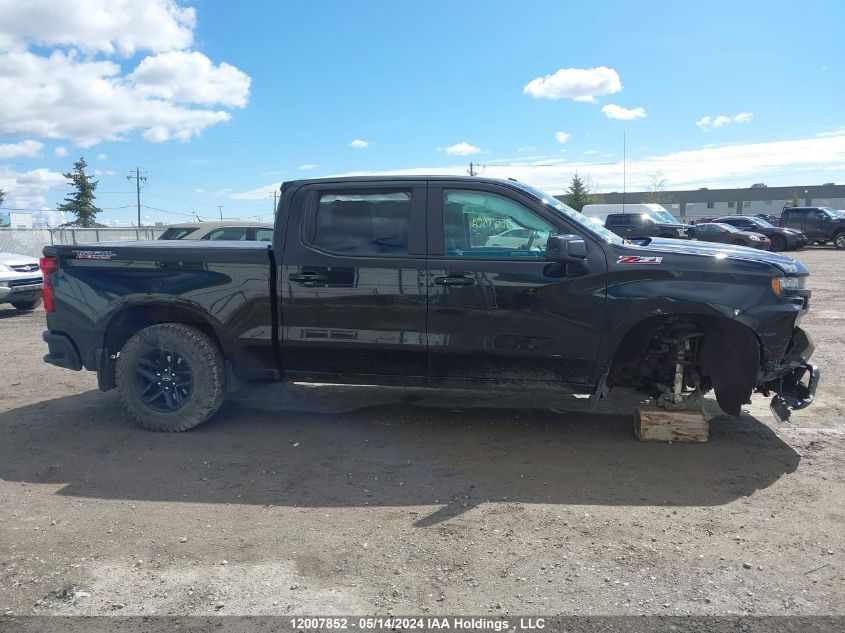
[[749, 235, 762, 241], [0, 264, 11, 272], [771, 276, 807, 295]]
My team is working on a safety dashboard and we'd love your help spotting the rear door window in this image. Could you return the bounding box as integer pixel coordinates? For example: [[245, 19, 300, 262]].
[[312, 191, 412, 255], [255, 229, 274, 242]]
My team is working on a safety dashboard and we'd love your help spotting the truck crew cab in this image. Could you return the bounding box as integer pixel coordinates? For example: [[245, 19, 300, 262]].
[[780, 206, 845, 248], [40, 177, 818, 431]]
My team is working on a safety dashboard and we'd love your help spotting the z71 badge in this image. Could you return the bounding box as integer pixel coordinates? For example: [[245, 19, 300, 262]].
[[72, 250, 116, 260], [617, 255, 663, 265]]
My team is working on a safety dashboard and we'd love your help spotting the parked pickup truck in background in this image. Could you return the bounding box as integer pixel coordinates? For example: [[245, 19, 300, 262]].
[[780, 206, 845, 248], [41, 176, 818, 431]]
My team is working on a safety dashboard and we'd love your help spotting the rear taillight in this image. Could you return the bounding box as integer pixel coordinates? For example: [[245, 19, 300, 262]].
[[39, 256, 58, 313]]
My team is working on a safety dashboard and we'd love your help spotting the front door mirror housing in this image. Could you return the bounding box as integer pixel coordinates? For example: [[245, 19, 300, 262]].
[[545, 234, 587, 261]]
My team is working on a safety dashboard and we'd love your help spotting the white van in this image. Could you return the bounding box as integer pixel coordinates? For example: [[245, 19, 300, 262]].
[[581, 203, 683, 225]]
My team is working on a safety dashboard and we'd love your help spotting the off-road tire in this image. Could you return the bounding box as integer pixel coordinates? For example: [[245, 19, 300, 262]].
[[11, 297, 42, 311], [834, 233, 845, 250], [770, 235, 786, 251], [115, 323, 225, 432]]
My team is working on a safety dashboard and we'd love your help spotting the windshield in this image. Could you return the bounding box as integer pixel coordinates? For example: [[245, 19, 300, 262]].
[[752, 217, 775, 228], [512, 183, 625, 245], [650, 210, 683, 225]]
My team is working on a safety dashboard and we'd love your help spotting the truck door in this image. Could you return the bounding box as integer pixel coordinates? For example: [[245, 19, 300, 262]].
[[804, 209, 833, 239], [426, 181, 607, 387], [781, 209, 806, 233], [279, 181, 428, 380]]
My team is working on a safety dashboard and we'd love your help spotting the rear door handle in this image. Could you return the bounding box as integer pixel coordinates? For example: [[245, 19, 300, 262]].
[[433, 276, 475, 287], [289, 273, 327, 283]]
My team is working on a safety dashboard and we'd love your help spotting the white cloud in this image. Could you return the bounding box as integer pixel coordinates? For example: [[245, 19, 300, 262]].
[[233, 131, 845, 196], [54, 146, 67, 157], [0, 2, 249, 147], [696, 112, 754, 130], [0, 0, 195, 55], [443, 141, 481, 156], [555, 131, 570, 144], [0, 165, 65, 209], [96, 152, 107, 160], [601, 104, 647, 120], [349, 139, 370, 148], [298, 164, 320, 170], [516, 145, 536, 153], [523, 66, 622, 101], [0, 139, 42, 158], [0, 50, 242, 146], [128, 51, 250, 108]]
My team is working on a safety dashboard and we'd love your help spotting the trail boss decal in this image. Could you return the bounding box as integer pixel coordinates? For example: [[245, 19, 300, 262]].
[[617, 255, 663, 265], [72, 250, 116, 260]]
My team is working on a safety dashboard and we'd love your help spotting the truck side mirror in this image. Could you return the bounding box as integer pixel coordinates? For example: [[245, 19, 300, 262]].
[[545, 234, 587, 261]]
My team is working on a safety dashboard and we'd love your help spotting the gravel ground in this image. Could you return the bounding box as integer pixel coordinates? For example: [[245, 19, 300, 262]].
[[0, 247, 842, 619]]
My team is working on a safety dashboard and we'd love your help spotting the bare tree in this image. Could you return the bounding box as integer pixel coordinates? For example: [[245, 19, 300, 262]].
[[644, 171, 672, 205]]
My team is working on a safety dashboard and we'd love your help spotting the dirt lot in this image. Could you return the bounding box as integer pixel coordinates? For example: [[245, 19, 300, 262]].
[[1, 248, 843, 618]]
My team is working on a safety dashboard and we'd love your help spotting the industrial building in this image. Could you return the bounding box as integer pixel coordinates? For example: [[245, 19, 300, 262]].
[[567, 183, 845, 220]]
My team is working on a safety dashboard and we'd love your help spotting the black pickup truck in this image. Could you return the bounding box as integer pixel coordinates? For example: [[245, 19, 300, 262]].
[[40, 176, 818, 431]]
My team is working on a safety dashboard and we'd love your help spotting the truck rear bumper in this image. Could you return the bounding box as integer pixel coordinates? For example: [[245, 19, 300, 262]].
[[43, 331, 83, 371]]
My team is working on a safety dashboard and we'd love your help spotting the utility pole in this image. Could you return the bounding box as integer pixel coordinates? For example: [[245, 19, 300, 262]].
[[468, 162, 477, 176], [126, 167, 147, 228], [622, 131, 627, 213], [270, 190, 278, 213], [218, 205, 223, 220]]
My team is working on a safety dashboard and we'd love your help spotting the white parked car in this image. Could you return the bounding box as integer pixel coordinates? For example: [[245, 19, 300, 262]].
[[158, 221, 274, 241], [0, 251, 43, 311], [484, 228, 549, 250]]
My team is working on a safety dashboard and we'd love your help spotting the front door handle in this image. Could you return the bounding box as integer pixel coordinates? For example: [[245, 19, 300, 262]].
[[433, 276, 475, 287], [289, 273, 327, 283]]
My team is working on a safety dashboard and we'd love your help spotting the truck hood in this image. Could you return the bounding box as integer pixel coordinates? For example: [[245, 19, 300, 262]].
[[627, 237, 807, 275]]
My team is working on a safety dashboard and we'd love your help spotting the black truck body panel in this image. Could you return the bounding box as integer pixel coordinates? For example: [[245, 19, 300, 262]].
[[42, 176, 817, 418]]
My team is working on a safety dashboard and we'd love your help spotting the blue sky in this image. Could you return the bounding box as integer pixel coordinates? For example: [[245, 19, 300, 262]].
[[0, 0, 843, 226]]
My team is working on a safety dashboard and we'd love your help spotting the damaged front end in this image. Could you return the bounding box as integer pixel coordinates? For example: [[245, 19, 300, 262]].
[[757, 328, 820, 422]]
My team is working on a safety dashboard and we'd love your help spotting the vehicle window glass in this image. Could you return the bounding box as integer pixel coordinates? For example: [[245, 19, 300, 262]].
[[205, 227, 248, 240], [159, 227, 197, 240], [443, 189, 557, 259], [313, 191, 411, 255], [605, 215, 628, 226], [255, 229, 273, 241]]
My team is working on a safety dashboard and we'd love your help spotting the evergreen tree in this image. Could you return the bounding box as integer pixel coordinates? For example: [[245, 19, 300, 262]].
[[57, 157, 103, 227], [0, 188, 5, 207], [564, 174, 593, 211]]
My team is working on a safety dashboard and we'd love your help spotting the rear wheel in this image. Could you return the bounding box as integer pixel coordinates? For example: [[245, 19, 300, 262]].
[[770, 235, 786, 251], [834, 233, 845, 250], [11, 297, 42, 311], [115, 323, 225, 432]]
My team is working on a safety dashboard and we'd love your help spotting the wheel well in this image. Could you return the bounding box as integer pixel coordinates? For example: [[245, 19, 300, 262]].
[[609, 314, 761, 416], [99, 304, 222, 390]]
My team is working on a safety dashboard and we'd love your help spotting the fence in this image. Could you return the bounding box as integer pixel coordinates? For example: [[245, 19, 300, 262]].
[[0, 228, 165, 258]]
